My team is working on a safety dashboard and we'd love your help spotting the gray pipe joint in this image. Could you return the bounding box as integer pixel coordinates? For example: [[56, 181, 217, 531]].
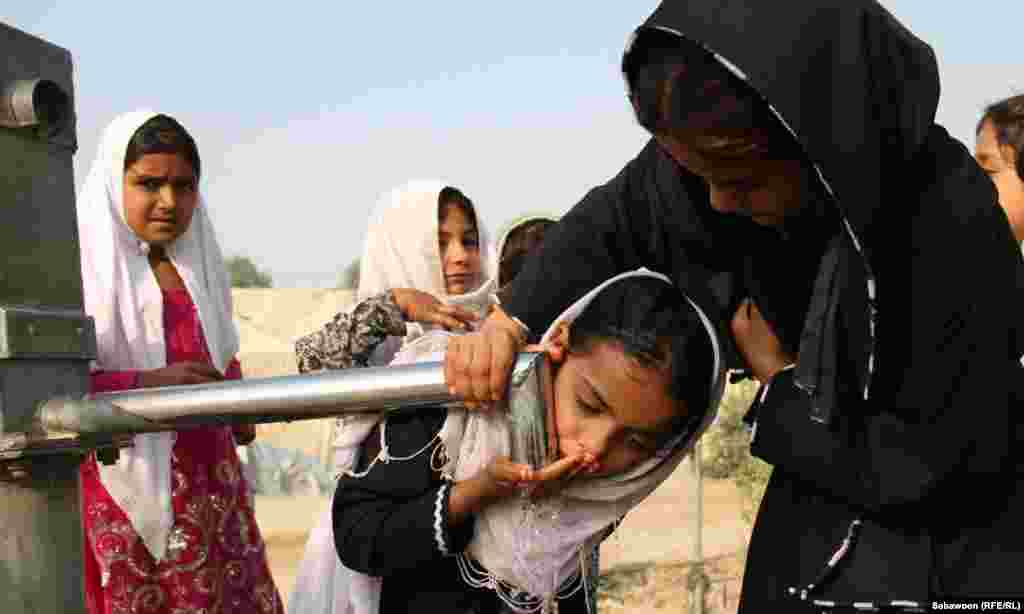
[[0, 78, 70, 129]]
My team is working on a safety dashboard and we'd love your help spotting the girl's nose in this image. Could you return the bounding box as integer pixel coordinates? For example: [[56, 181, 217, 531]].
[[157, 185, 178, 210], [708, 184, 740, 214], [446, 240, 469, 264]]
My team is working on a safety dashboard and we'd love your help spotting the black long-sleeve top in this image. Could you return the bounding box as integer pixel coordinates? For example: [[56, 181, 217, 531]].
[[332, 408, 589, 614]]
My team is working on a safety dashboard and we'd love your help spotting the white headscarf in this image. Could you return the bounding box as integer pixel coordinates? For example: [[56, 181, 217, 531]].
[[337, 268, 725, 613], [331, 179, 494, 454], [356, 179, 495, 366], [77, 109, 239, 561]]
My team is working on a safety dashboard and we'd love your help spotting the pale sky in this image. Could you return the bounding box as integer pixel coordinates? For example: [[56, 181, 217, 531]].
[[5, 2, 1023, 288]]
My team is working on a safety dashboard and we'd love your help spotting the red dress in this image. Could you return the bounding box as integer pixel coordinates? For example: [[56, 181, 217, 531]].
[[80, 288, 283, 614]]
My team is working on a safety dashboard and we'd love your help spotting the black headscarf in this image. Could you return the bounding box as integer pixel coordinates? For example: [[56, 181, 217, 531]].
[[622, 0, 940, 423], [633, 1, 939, 238]]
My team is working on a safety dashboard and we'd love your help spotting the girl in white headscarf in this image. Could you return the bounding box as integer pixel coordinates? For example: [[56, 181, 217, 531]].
[[329, 268, 725, 614], [295, 180, 494, 376], [288, 180, 493, 614], [76, 110, 282, 614]]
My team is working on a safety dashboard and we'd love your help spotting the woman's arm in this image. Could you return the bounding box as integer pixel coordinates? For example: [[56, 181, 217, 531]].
[[502, 139, 704, 335], [295, 291, 407, 373], [745, 165, 1023, 513], [447, 140, 715, 403]]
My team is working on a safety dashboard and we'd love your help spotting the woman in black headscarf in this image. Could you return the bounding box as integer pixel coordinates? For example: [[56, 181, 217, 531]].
[[445, 1, 1024, 610]]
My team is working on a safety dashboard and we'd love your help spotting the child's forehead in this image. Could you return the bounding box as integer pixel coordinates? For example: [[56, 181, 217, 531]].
[[126, 152, 195, 176], [571, 341, 677, 413]]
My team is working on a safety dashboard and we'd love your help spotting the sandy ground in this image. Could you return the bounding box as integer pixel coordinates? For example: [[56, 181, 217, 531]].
[[255, 460, 750, 613]]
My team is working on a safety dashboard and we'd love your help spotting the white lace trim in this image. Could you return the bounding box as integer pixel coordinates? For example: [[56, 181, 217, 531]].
[[342, 417, 441, 479], [434, 482, 451, 556], [430, 441, 455, 481], [455, 553, 583, 614]]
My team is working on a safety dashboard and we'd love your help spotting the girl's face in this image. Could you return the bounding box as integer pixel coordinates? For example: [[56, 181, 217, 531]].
[[438, 203, 482, 295], [548, 331, 684, 477], [655, 131, 811, 229], [122, 152, 199, 246], [975, 120, 1024, 242]]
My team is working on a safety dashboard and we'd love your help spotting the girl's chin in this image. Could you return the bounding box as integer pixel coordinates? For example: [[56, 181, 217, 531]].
[[444, 275, 481, 295], [140, 231, 179, 246]]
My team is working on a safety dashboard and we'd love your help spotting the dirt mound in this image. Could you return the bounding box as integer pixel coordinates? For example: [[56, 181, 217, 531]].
[[232, 288, 356, 461], [233, 288, 356, 356]]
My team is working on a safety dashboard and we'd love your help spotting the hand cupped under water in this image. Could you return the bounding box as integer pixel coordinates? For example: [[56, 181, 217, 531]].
[[481, 452, 592, 501]]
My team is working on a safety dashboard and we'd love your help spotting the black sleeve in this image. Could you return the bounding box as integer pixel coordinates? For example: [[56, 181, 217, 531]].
[[749, 145, 1024, 513], [557, 576, 590, 614], [332, 410, 476, 576], [503, 140, 676, 336]]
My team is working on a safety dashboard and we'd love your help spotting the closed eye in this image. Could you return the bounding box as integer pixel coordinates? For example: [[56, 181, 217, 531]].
[[627, 432, 659, 454], [577, 397, 602, 416]]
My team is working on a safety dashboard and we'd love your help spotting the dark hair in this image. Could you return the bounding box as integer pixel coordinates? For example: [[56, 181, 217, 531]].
[[977, 94, 1024, 182], [124, 114, 201, 178], [498, 218, 557, 288], [624, 29, 798, 159], [438, 186, 478, 229], [569, 276, 714, 443]]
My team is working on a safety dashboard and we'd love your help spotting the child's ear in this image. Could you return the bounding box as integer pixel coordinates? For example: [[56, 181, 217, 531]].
[[546, 322, 571, 364]]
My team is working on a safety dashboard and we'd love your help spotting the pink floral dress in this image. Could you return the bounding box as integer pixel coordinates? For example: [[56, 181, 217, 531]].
[[80, 288, 283, 614]]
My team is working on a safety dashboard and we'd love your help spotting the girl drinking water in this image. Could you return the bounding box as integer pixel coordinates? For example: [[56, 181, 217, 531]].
[[331, 269, 724, 614]]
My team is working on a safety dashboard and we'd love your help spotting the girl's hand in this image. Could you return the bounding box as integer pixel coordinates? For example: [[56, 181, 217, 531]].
[[137, 361, 225, 388], [232, 424, 257, 446], [448, 453, 587, 525], [392, 288, 478, 331], [731, 298, 794, 383], [481, 453, 587, 500], [444, 306, 527, 407]]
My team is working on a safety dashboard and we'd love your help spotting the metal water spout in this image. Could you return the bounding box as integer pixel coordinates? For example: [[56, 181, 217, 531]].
[[36, 352, 555, 469]]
